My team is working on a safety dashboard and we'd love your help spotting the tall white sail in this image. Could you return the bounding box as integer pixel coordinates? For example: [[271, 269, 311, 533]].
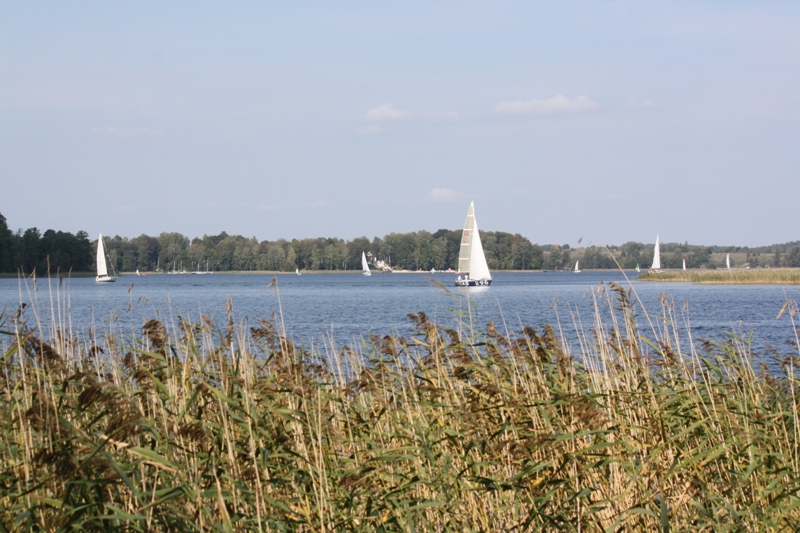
[[468, 215, 491, 281], [362, 252, 371, 276], [96, 233, 116, 282], [574, 260, 580, 273], [682, 258, 686, 271], [651, 234, 661, 271], [457, 204, 475, 275], [96, 234, 108, 278], [726, 253, 731, 270], [456, 201, 491, 286]]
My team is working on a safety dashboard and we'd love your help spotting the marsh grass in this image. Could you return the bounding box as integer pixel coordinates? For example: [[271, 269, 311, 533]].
[[639, 268, 800, 285], [1, 278, 800, 531]]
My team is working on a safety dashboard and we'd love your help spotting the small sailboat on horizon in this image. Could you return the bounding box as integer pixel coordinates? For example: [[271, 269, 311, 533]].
[[573, 260, 581, 273], [726, 253, 731, 270], [362, 252, 371, 276], [95, 233, 116, 283], [682, 258, 686, 271], [455, 201, 492, 287]]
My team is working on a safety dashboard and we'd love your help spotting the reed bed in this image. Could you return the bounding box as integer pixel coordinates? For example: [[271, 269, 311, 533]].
[[639, 268, 800, 284], [1, 280, 800, 531]]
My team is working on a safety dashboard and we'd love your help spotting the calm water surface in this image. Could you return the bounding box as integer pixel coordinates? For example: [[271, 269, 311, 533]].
[[1, 272, 798, 361]]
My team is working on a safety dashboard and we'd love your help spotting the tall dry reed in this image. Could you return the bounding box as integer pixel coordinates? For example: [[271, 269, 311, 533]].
[[1, 278, 799, 531]]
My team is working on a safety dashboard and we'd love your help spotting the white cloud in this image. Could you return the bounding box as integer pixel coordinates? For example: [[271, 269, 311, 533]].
[[365, 104, 409, 121], [90, 126, 165, 138], [424, 187, 459, 202], [494, 95, 600, 115]]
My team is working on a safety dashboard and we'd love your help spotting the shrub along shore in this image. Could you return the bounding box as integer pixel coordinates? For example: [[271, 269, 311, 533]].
[[1, 280, 800, 531], [638, 268, 800, 284]]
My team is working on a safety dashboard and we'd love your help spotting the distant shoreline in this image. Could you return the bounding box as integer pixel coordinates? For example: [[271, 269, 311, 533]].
[[5, 268, 798, 284], [638, 268, 800, 285]]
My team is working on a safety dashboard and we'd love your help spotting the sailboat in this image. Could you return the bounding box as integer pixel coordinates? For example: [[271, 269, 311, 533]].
[[650, 234, 661, 272], [682, 258, 686, 271], [455, 201, 492, 287], [573, 260, 581, 273], [361, 252, 371, 276], [296, 268, 301, 276], [726, 253, 731, 270], [635, 264, 640, 272], [95, 233, 116, 283]]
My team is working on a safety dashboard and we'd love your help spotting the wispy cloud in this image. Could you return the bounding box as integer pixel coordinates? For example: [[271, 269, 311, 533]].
[[495, 95, 600, 115], [90, 126, 165, 138], [365, 104, 409, 121], [424, 187, 459, 202]]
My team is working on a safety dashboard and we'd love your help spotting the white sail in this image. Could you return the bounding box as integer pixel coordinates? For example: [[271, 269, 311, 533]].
[[362, 252, 371, 276], [574, 260, 580, 273], [651, 234, 661, 271], [456, 201, 491, 286], [95, 233, 116, 282], [726, 253, 731, 270], [682, 259, 686, 271]]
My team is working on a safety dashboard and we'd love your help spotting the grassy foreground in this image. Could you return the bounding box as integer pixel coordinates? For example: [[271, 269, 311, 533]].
[[2, 281, 800, 531], [638, 268, 800, 284]]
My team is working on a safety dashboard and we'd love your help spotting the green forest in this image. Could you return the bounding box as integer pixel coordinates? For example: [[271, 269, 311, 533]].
[[1, 212, 799, 274]]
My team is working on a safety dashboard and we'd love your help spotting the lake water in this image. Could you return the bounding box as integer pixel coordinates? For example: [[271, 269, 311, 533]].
[[1, 271, 798, 364]]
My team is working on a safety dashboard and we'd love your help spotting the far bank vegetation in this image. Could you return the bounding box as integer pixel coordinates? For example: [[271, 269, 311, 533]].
[[2, 211, 799, 274]]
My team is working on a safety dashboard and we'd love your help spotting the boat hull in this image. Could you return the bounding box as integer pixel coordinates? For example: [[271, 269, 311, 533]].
[[454, 278, 491, 287], [96, 276, 116, 283]]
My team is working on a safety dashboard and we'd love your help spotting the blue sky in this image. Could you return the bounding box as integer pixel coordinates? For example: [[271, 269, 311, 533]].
[[2, 1, 798, 247]]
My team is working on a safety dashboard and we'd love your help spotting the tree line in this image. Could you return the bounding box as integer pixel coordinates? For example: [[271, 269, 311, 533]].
[[100, 229, 564, 273], [0, 213, 93, 274], [1, 211, 799, 274]]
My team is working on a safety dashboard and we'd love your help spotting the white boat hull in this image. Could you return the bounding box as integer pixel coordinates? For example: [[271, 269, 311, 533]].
[[455, 278, 491, 287], [96, 275, 116, 283]]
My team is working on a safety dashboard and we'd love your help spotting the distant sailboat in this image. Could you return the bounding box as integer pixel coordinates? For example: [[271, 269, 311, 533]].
[[192, 259, 213, 274], [636, 264, 640, 272], [455, 201, 492, 287], [650, 234, 661, 272], [682, 258, 686, 271], [726, 253, 731, 270], [362, 252, 371, 276], [296, 268, 301, 276], [574, 260, 581, 273], [95, 233, 116, 283]]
